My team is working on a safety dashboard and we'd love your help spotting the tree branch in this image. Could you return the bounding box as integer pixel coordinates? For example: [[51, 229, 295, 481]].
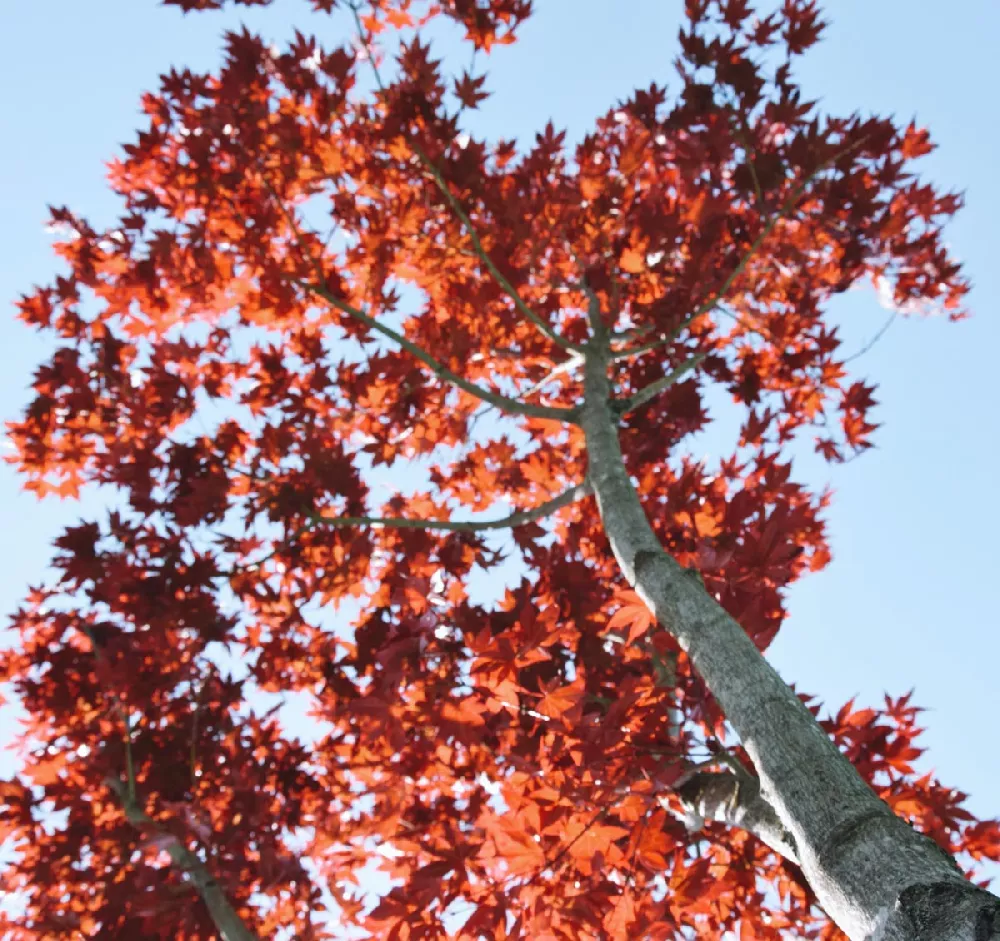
[[611, 312, 698, 362], [347, 1, 581, 355], [413, 151, 583, 353], [521, 351, 586, 399], [673, 768, 800, 865], [250, 172, 578, 425], [614, 353, 707, 416], [106, 777, 260, 941], [293, 278, 579, 424], [610, 324, 654, 347], [611, 140, 868, 361], [844, 309, 897, 364], [307, 481, 591, 533], [82, 625, 136, 800], [579, 330, 985, 938]]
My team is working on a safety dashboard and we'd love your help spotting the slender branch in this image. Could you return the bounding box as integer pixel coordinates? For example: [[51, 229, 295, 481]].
[[123, 713, 136, 803], [623, 803, 655, 891], [611, 332, 669, 361], [414, 152, 582, 353], [526, 806, 612, 889], [615, 353, 707, 416], [82, 625, 136, 800], [87, 628, 254, 938], [732, 112, 765, 208], [611, 310, 699, 362], [251, 173, 578, 424], [610, 324, 654, 347], [294, 278, 579, 424], [106, 777, 260, 941], [190, 672, 211, 790], [211, 481, 590, 581], [612, 140, 867, 361], [347, 1, 580, 355], [307, 481, 591, 533]]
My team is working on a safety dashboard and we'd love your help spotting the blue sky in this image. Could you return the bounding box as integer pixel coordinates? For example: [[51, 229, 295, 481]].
[[1, 0, 997, 897]]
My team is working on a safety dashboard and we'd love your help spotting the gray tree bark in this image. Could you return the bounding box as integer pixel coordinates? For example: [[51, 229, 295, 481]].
[[579, 343, 1000, 940]]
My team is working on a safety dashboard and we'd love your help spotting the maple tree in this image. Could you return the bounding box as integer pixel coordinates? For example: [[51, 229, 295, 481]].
[[3, 0, 999, 938]]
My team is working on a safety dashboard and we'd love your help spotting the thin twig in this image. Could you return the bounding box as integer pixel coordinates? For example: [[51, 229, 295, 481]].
[[732, 112, 765, 208], [623, 801, 656, 890], [531, 807, 611, 884], [611, 310, 702, 362], [415, 151, 582, 352], [610, 324, 655, 347], [843, 310, 897, 364], [189, 671, 212, 790]]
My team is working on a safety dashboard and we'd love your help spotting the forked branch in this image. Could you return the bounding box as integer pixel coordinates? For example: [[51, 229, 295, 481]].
[[255, 165, 578, 424], [612, 139, 869, 362]]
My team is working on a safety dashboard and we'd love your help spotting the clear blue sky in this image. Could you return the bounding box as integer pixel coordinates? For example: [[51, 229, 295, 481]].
[[1, 0, 997, 891]]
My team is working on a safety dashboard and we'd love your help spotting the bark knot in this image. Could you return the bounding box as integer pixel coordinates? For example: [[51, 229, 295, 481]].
[[818, 808, 889, 867], [632, 548, 662, 578]]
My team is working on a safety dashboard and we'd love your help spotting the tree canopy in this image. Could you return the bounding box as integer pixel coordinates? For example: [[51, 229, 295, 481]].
[[2, 1, 998, 938]]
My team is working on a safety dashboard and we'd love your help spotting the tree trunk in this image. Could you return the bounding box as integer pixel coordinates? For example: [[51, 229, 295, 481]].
[[580, 348, 1000, 940]]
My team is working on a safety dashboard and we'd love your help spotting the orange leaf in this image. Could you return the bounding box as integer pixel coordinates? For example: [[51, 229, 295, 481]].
[[580, 174, 604, 201], [618, 133, 649, 176], [488, 824, 545, 877], [692, 507, 722, 537], [385, 8, 414, 28], [607, 590, 654, 643], [619, 247, 645, 274], [604, 889, 637, 939], [28, 755, 66, 787], [481, 674, 520, 713], [900, 122, 934, 159], [562, 816, 629, 871], [537, 678, 584, 723]]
